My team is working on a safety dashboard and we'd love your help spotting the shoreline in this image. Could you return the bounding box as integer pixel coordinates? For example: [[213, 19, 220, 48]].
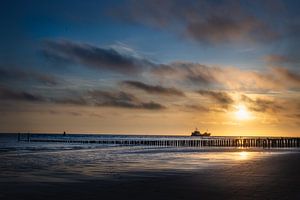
[[1, 151, 300, 200]]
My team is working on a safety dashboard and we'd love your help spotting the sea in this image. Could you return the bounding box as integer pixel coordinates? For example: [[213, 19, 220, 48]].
[[0, 133, 296, 183], [1, 133, 300, 200]]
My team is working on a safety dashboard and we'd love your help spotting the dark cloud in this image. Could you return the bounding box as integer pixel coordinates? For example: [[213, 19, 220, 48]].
[[152, 62, 220, 87], [0, 86, 45, 102], [263, 54, 299, 64], [241, 95, 283, 112], [183, 104, 210, 112], [122, 80, 185, 96], [186, 74, 215, 85], [140, 102, 165, 110], [42, 39, 154, 74], [285, 113, 300, 120], [271, 67, 300, 85], [197, 90, 234, 108], [0, 68, 59, 86], [89, 90, 165, 110], [113, 0, 279, 44], [53, 97, 88, 106], [172, 62, 219, 85], [186, 14, 276, 44], [0, 84, 165, 110]]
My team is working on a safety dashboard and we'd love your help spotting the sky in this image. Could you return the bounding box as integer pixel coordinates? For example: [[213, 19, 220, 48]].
[[0, 0, 300, 136]]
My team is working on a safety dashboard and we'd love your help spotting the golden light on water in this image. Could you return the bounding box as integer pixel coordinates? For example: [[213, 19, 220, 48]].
[[238, 151, 249, 160]]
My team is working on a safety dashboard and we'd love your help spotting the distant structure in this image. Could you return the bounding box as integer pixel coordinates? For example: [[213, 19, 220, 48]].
[[18, 133, 300, 148], [191, 128, 211, 136]]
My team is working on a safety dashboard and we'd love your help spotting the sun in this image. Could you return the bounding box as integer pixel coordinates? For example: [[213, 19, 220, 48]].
[[235, 105, 250, 120]]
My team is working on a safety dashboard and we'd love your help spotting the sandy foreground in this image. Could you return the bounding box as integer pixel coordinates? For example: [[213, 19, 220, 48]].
[[0, 150, 300, 200]]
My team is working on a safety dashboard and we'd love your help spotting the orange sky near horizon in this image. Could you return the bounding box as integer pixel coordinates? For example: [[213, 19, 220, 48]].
[[1, 95, 299, 137], [1, 1, 300, 136]]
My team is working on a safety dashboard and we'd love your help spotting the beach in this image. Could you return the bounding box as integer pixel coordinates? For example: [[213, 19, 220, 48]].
[[2, 1, 300, 199], [0, 134, 300, 200]]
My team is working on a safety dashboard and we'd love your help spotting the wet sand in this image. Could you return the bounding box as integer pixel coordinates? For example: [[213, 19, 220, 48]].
[[1, 151, 300, 200]]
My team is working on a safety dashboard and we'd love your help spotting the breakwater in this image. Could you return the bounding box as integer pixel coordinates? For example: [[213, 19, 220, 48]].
[[18, 133, 300, 148]]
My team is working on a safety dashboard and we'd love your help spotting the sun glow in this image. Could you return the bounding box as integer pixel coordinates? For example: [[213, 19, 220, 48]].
[[235, 105, 250, 120]]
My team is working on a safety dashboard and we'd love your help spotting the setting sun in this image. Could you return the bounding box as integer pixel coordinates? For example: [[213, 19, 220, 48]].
[[235, 105, 251, 120], [1, 1, 300, 200]]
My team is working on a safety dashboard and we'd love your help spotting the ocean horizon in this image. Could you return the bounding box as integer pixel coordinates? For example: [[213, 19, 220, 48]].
[[1, 133, 300, 199]]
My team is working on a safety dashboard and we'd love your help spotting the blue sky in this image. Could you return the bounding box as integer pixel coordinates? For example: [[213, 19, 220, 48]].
[[0, 0, 299, 135], [3, 0, 295, 68]]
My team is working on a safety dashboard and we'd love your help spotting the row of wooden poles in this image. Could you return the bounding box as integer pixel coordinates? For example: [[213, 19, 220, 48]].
[[19, 134, 300, 148]]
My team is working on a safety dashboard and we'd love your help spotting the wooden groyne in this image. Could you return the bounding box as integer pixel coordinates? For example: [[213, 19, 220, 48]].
[[18, 134, 300, 148]]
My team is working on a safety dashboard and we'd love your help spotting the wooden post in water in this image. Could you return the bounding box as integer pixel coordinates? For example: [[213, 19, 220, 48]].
[[27, 133, 30, 142], [23, 135, 300, 148]]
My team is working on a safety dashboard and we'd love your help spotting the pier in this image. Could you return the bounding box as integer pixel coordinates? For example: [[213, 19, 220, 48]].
[[18, 134, 300, 148]]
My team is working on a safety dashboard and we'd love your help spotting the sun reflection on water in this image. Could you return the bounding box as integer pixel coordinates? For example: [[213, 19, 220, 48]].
[[238, 151, 250, 160]]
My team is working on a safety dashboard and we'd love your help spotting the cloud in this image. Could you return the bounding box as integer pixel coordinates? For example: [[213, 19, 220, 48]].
[[0, 68, 59, 86], [197, 90, 234, 108], [152, 62, 300, 91], [42, 39, 154, 74], [0, 86, 165, 111], [47, 110, 83, 117], [53, 97, 88, 106], [151, 62, 220, 87], [113, 0, 278, 44], [122, 80, 185, 96], [182, 104, 211, 112], [241, 95, 283, 113], [0, 86, 45, 102], [88, 90, 165, 110], [271, 67, 300, 85], [263, 54, 296, 64], [285, 114, 300, 122], [186, 14, 276, 44], [40, 39, 300, 93]]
